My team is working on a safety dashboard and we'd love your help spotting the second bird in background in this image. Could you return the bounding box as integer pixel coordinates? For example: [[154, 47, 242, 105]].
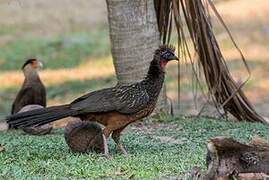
[[11, 59, 46, 114], [10, 59, 52, 135]]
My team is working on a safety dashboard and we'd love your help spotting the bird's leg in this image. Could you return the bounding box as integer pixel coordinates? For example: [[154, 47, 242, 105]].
[[102, 134, 109, 156], [112, 128, 128, 156], [102, 128, 112, 158]]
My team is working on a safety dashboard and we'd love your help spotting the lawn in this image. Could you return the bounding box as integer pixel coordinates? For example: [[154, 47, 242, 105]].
[[0, 117, 268, 179]]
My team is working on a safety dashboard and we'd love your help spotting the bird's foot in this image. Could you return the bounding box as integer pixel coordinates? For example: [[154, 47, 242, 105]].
[[102, 152, 112, 159], [117, 144, 128, 156]]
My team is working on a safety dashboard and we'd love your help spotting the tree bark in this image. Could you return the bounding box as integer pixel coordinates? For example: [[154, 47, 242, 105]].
[[106, 0, 169, 113]]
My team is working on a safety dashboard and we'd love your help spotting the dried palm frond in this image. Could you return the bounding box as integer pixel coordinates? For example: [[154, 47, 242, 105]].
[[154, 0, 267, 123]]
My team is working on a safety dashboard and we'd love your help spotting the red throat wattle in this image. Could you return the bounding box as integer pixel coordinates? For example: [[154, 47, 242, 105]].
[[160, 60, 168, 68]]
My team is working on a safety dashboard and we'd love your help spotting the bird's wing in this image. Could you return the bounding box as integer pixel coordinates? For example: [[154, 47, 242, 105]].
[[11, 87, 35, 114], [11, 84, 47, 114], [70, 84, 150, 114], [37, 83, 47, 107]]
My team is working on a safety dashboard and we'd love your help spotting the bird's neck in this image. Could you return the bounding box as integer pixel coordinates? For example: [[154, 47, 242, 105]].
[[24, 70, 41, 83], [143, 59, 165, 100]]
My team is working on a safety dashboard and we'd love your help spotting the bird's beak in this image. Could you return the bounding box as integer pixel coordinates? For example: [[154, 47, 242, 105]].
[[37, 61, 43, 69], [167, 55, 179, 61]]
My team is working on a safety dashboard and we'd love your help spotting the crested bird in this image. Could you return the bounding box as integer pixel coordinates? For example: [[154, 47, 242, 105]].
[[11, 59, 46, 114]]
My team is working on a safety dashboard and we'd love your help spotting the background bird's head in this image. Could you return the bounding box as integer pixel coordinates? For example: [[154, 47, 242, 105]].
[[22, 59, 43, 71], [22, 59, 43, 78], [154, 45, 179, 68]]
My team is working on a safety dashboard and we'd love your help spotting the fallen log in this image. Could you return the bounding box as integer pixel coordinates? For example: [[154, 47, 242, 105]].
[[192, 136, 269, 179]]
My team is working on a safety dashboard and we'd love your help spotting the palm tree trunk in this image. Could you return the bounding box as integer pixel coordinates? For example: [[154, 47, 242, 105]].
[[106, 0, 169, 113]]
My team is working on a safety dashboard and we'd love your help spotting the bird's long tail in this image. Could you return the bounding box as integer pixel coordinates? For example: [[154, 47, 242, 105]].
[[6, 104, 78, 128]]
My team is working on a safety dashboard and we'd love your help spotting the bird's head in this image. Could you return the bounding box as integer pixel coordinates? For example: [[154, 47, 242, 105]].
[[155, 44, 179, 68], [22, 59, 43, 71]]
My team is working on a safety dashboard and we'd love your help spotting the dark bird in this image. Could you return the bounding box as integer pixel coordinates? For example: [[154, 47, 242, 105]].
[[11, 59, 46, 114], [7, 45, 178, 156]]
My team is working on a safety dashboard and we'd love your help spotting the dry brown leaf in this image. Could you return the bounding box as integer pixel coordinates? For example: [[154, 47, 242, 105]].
[[155, 0, 267, 124], [115, 167, 126, 176], [0, 144, 5, 152]]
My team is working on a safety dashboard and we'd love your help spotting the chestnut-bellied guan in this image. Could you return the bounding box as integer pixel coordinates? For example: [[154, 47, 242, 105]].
[[7, 45, 178, 156]]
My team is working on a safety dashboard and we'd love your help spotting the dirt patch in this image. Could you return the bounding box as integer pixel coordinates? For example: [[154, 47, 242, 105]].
[[128, 122, 185, 145], [153, 136, 185, 145], [130, 121, 183, 135]]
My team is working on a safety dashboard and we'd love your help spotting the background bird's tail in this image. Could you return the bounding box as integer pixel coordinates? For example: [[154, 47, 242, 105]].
[[6, 104, 77, 128]]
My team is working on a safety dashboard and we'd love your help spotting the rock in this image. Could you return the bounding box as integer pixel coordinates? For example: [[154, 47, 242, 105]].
[[22, 124, 52, 136], [64, 120, 104, 153], [18, 105, 53, 135], [0, 122, 9, 131], [18, 104, 44, 112]]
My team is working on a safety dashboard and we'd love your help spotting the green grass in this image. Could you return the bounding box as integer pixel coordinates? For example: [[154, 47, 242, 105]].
[[0, 30, 110, 70], [0, 26, 18, 35], [0, 29, 113, 118], [0, 117, 268, 179]]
